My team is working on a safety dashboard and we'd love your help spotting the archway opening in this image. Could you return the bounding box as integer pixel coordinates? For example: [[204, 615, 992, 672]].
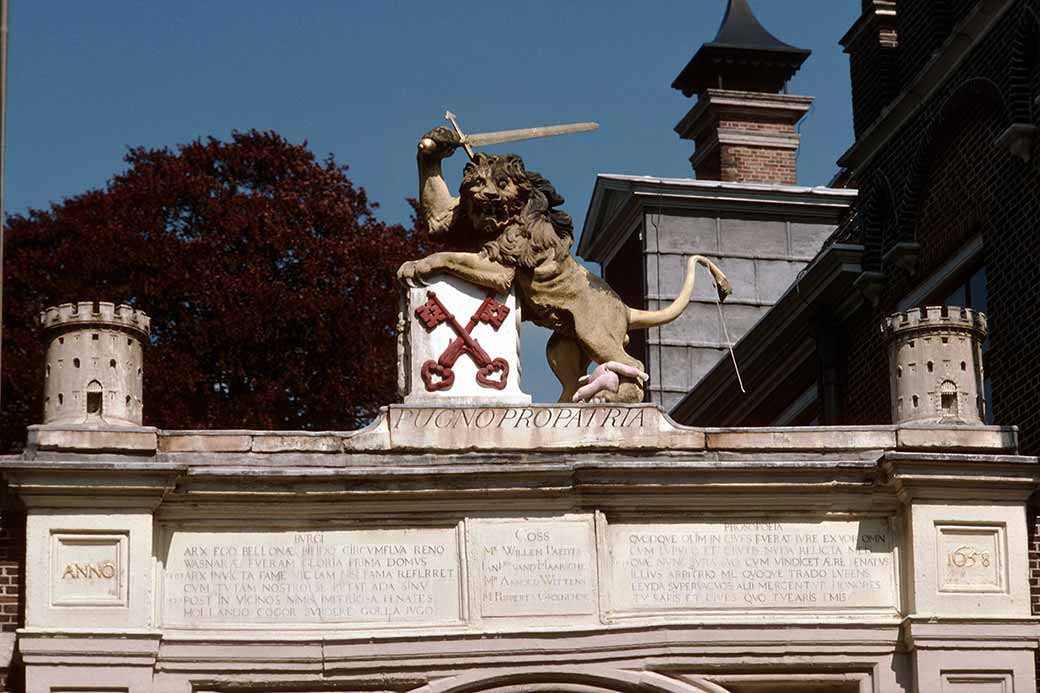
[[86, 380, 103, 416]]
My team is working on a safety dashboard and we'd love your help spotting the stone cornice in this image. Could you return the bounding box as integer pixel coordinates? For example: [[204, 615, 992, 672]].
[[674, 90, 813, 142], [902, 618, 1040, 649], [2, 464, 179, 509], [145, 420, 1022, 456], [578, 174, 856, 266], [714, 128, 801, 149], [840, 1, 898, 51], [156, 623, 904, 668], [10, 412, 1021, 465], [688, 129, 802, 173], [17, 630, 160, 667], [27, 424, 157, 454], [880, 449, 1037, 502], [1, 421, 1029, 515]]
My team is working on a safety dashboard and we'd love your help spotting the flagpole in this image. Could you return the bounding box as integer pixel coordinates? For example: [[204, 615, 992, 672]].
[[0, 0, 9, 406]]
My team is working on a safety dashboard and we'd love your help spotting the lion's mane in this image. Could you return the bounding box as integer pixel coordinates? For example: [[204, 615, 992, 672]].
[[460, 153, 574, 270]]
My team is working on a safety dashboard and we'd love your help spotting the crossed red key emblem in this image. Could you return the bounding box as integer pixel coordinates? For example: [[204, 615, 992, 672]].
[[414, 291, 510, 392]]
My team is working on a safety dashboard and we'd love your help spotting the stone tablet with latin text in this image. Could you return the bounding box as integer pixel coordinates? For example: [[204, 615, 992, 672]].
[[608, 519, 897, 613], [162, 528, 461, 627], [468, 518, 598, 618]]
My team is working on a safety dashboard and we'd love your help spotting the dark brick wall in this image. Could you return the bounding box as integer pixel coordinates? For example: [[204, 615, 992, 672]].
[[846, 2, 983, 139], [715, 119, 799, 185], [719, 145, 798, 185], [693, 114, 801, 184], [841, 93, 1009, 428], [0, 505, 24, 692], [953, 0, 982, 24], [846, 7, 901, 138], [1032, 506, 1040, 612], [897, 2, 947, 87], [839, 1, 1039, 448], [848, 30, 895, 137], [0, 510, 23, 635], [895, 2, 981, 86], [836, 0, 1040, 639]]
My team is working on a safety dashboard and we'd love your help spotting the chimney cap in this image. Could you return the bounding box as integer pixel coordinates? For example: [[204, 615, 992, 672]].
[[672, 0, 811, 98]]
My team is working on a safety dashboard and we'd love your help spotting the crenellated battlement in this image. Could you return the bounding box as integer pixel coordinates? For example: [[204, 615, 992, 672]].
[[882, 306, 988, 425], [38, 301, 149, 427], [881, 305, 987, 339], [39, 301, 150, 336]]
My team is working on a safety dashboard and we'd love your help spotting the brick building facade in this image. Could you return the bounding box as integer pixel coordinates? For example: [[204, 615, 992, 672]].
[[0, 507, 22, 691], [666, 0, 1040, 670], [836, 0, 1040, 629], [673, 2, 1040, 431], [836, 1, 1040, 444]]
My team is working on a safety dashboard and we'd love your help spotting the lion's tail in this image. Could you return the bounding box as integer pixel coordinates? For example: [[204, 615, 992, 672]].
[[627, 255, 731, 330]]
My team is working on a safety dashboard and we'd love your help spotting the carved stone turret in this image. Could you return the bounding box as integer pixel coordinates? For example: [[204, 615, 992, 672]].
[[39, 301, 150, 426], [881, 306, 987, 424]]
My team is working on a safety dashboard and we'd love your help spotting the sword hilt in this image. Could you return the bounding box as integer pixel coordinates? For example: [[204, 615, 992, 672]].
[[445, 110, 475, 160]]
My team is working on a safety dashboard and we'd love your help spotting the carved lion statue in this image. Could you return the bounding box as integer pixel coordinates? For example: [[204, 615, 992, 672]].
[[398, 127, 731, 403]]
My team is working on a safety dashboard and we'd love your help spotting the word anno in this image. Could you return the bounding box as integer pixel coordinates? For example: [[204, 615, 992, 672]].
[[62, 561, 116, 580]]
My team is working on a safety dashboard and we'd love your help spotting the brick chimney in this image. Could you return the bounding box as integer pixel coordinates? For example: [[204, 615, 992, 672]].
[[672, 0, 812, 185], [841, 1, 899, 138]]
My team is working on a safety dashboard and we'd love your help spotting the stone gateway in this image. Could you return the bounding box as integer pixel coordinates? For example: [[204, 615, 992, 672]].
[[3, 0, 1040, 688], [4, 402, 1035, 692]]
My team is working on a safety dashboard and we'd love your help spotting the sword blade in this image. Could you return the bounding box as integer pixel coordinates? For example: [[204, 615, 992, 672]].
[[464, 122, 599, 148]]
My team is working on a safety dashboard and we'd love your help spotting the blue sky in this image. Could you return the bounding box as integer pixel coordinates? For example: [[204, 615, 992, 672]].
[[7, 1, 859, 404]]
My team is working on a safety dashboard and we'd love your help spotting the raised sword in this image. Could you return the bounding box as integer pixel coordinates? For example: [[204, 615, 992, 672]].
[[428, 110, 599, 160]]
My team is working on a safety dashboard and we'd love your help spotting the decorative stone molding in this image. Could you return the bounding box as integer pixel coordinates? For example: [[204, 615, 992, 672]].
[[2, 465, 179, 510], [840, 0, 898, 51], [15, 417, 1004, 457], [405, 667, 730, 693], [26, 423, 157, 454], [853, 270, 886, 306], [993, 122, 1037, 161], [882, 241, 922, 274], [881, 451, 1036, 503]]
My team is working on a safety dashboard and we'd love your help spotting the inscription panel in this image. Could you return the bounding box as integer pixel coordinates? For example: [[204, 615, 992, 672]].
[[50, 532, 128, 607], [384, 404, 703, 451], [163, 528, 461, 627], [469, 518, 597, 618], [937, 524, 1006, 593], [392, 406, 649, 431], [609, 519, 897, 612]]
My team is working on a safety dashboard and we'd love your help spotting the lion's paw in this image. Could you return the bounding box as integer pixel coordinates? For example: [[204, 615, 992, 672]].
[[397, 258, 433, 287]]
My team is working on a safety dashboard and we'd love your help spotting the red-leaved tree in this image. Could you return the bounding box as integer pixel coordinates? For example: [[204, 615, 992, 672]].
[[1, 130, 422, 449]]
